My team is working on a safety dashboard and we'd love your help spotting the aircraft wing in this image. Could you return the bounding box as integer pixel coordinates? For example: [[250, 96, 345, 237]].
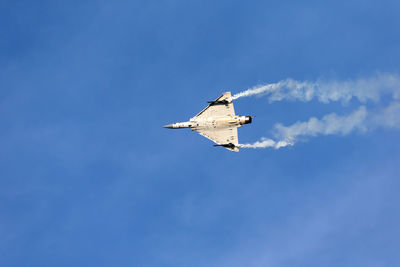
[[195, 127, 239, 152], [194, 92, 235, 118]]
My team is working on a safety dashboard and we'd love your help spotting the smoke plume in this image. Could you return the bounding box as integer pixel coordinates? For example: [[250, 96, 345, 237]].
[[235, 73, 400, 149], [239, 103, 400, 149], [239, 139, 293, 149], [232, 73, 400, 103]]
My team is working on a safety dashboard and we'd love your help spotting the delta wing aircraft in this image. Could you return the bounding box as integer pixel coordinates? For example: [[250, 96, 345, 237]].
[[163, 92, 252, 152]]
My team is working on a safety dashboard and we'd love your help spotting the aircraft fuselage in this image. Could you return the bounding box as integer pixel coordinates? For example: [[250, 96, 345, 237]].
[[163, 91, 252, 152], [163, 115, 252, 130]]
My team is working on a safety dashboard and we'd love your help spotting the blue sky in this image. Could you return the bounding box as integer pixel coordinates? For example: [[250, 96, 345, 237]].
[[1, 0, 400, 266]]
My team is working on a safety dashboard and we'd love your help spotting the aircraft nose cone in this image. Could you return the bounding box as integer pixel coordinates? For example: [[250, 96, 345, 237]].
[[163, 124, 174, 128]]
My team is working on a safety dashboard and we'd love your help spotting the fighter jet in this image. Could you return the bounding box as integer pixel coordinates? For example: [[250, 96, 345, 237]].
[[163, 92, 252, 152]]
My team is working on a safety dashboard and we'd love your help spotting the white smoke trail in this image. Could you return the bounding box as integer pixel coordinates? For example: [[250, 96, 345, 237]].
[[238, 138, 293, 149], [274, 106, 368, 142], [370, 101, 400, 129], [239, 103, 400, 149], [232, 73, 400, 103]]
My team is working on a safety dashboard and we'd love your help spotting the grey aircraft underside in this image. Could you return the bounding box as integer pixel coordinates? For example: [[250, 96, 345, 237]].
[[163, 92, 252, 152]]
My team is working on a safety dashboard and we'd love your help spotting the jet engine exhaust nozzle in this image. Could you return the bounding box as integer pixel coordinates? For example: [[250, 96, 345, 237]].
[[244, 116, 253, 124]]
